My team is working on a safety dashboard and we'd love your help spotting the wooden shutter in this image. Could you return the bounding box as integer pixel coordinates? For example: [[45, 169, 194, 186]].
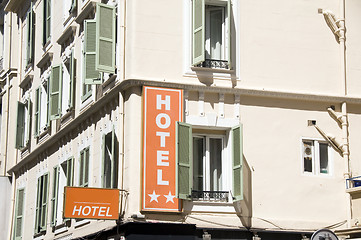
[[84, 148, 89, 187], [15, 102, 25, 149], [227, 0, 232, 69], [96, 3, 116, 73], [26, 4, 35, 66], [24, 99, 31, 146], [14, 188, 25, 240], [84, 20, 100, 84], [101, 133, 107, 188], [43, 0, 51, 44], [111, 127, 118, 188], [192, 0, 205, 66], [51, 166, 59, 226], [40, 173, 49, 231], [50, 64, 62, 120], [68, 49, 75, 109], [232, 124, 243, 202], [34, 177, 41, 233], [66, 157, 74, 186], [34, 87, 40, 137], [176, 122, 193, 200], [46, 80, 50, 127]]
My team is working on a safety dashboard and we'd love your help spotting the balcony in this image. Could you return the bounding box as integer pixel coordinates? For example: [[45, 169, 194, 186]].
[[346, 176, 361, 228]]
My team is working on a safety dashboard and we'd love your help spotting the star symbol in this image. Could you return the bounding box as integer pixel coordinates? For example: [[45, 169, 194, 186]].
[[164, 191, 176, 203], [148, 190, 160, 203]]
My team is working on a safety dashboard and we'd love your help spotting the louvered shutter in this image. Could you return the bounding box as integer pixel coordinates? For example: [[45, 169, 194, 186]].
[[68, 49, 75, 109], [40, 173, 49, 231], [84, 20, 100, 84], [66, 157, 74, 186], [232, 124, 243, 202], [176, 122, 193, 200], [51, 166, 59, 226], [15, 102, 25, 149], [192, 0, 205, 66], [34, 87, 40, 137], [14, 188, 25, 240], [50, 64, 62, 120]]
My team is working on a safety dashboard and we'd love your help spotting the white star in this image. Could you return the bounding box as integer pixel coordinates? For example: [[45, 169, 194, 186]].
[[148, 190, 160, 203], [164, 191, 176, 203]]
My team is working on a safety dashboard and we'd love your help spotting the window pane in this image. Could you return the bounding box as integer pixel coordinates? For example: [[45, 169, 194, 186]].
[[209, 138, 222, 191], [210, 9, 223, 60], [303, 141, 313, 173], [104, 134, 112, 188], [319, 143, 329, 174], [193, 137, 204, 191]]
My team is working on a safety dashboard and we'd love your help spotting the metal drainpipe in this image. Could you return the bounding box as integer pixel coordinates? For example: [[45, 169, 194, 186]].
[[339, 0, 352, 228]]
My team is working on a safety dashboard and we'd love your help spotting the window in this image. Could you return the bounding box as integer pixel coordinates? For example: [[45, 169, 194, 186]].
[[13, 188, 25, 240], [63, 0, 77, 22], [61, 50, 76, 114], [34, 81, 49, 137], [79, 147, 89, 187], [49, 65, 62, 120], [35, 173, 49, 234], [15, 99, 31, 149], [50, 166, 59, 227], [25, 3, 35, 66], [63, 157, 74, 187], [302, 139, 332, 176], [102, 128, 118, 188], [176, 123, 243, 202], [192, 0, 231, 69], [43, 0, 51, 45], [82, 3, 116, 88]]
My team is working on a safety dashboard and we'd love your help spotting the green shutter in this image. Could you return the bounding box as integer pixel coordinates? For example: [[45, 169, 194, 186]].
[[14, 188, 25, 240], [84, 20, 100, 84], [227, 0, 232, 69], [232, 124, 243, 202], [26, 5, 35, 66], [192, 0, 205, 66], [51, 166, 59, 226], [79, 151, 84, 186], [111, 127, 117, 188], [40, 173, 49, 231], [68, 49, 75, 109], [46, 79, 50, 127], [66, 157, 74, 186], [84, 148, 89, 187], [50, 64, 62, 120], [96, 3, 116, 73], [15, 102, 25, 149], [34, 87, 40, 137], [35, 177, 41, 233], [176, 122, 193, 200], [25, 99, 31, 146], [43, 0, 51, 45]]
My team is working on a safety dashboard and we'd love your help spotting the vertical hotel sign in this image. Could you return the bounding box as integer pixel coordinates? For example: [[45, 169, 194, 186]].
[[143, 86, 183, 212]]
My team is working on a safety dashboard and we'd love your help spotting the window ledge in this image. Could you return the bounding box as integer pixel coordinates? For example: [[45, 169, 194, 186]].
[[347, 186, 361, 194], [19, 73, 33, 89], [75, 1, 96, 24], [74, 219, 90, 228], [57, 25, 77, 46], [37, 51, 53, 69], [191, 66, 235, 74]]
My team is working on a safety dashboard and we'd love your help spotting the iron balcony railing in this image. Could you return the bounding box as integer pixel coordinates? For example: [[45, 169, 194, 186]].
[[346, 176, 361, 189], [191, 190, 229, 202], [196, 59, 229, 69]]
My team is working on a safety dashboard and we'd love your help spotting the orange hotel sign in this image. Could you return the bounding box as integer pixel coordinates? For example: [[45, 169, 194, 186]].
[[63, 187, 119, 220], [142, 86, 183, 212]]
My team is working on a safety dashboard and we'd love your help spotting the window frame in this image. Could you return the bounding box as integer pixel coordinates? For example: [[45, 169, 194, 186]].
[[102, 127, 118, 189], [301, 138, 333, 177]]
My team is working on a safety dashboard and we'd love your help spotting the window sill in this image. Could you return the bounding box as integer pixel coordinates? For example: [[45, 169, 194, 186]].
[[19, 72, 33, 89], [183, 200, 236, 213], [36, 126, 51, 145], [74, 219, 90, 228], [346, 186, 361, 194], [190, 66, 235, 74]]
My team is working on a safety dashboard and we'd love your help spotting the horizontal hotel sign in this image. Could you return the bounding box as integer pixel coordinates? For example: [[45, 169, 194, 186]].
[[142, 86, 183, 212], [63, 187, 119, 220]]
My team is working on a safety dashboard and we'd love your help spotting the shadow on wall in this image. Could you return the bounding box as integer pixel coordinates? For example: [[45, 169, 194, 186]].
[[234, 155, 252, 229]]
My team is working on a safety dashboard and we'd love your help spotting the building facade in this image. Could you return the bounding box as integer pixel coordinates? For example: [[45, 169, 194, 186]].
[[1, 0, 361, 239]]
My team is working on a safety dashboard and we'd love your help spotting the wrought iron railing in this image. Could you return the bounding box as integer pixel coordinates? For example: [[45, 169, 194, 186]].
[[196, 59, 229, 69], [346, 176, 361, 189], [191, 190, 229, 202]]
